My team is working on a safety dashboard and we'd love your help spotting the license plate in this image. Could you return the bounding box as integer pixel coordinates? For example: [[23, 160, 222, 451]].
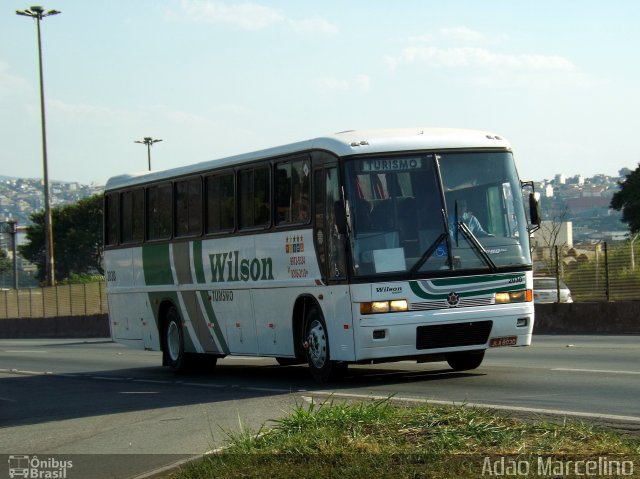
[[490, 336, 517, 347]]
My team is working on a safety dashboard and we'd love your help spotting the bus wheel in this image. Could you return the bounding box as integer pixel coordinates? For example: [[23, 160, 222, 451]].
[[445, 350, 485, 371], [164, 306, 188, 373], [304, 308, 346, 382]]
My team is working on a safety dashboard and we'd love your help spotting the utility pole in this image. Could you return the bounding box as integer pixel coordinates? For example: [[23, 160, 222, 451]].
[[7, 220, 18, 290], [135, 137, 163, 171], [16, 5, 60, 287], [631, 233, 639, 271]]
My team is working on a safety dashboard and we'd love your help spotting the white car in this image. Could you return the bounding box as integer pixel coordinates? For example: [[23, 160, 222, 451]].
[[533, 277, 573, 303]]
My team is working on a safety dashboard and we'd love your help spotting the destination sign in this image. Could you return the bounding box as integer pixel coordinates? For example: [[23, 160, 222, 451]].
[[362, 157, 423, 172]]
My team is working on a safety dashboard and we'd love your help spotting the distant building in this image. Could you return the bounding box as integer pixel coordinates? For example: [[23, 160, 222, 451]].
[[531, 220, 573, 273], [565, 196, 611, 216], [533, 220, 573, 249], [544, 184, 554, 198], [572, 175, 584, 186], [598, 231, 630, 242]]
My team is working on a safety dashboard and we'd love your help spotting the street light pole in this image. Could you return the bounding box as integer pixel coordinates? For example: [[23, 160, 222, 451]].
[[16, 5, 60, 287], [8, 220, 18, 290], [135, 137, 163, 171]]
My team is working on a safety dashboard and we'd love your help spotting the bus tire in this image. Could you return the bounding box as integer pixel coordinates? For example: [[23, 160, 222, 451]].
[[304, 307, 346, 383], [445, 350, 485, 371], [164, 305, 189, 374]]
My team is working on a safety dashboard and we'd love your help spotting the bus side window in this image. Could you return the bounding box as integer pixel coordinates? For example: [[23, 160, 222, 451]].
[[105, 192, 119, 246], [121, 188, 144, 244], [276, 158, 310, 225], [239, 165, 271, 229], [206, 172, 235, 234], [315, 166, 346, 280], [314, 169, 326, 274], [175, 177, 202, 237], [276, 164, 292, 224], [146, 183, 172, 240]]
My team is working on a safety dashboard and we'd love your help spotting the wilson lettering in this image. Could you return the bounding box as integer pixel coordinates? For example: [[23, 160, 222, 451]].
[[209, 251, 275, 283]]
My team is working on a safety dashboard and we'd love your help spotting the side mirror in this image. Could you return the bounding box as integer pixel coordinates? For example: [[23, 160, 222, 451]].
[[529, 192, 541, 226], [521, 181, 541, 233]]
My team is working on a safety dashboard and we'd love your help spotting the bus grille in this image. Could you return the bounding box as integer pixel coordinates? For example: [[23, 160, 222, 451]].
[[416, 320, 493, 350], [411, 297, 494, 310]]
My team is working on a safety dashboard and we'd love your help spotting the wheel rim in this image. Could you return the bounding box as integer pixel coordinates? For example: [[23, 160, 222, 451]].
[[307, 319, 327, 369], [167, 320, 181, 362]]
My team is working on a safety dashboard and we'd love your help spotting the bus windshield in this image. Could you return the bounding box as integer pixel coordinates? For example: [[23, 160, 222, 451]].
[[344, 151, 531, 277]]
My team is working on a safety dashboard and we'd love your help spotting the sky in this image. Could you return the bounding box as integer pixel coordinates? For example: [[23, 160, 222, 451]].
[[1, 0, 639, 186]]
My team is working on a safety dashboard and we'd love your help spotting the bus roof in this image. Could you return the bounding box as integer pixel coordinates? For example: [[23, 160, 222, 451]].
[[105, 127, 511, 191]]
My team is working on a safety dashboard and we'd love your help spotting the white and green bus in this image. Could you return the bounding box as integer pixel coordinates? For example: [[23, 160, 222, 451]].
[[104, 128, 540, 382]]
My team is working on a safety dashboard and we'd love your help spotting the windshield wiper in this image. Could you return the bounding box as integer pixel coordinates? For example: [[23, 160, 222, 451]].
[[457, 221, 497, 272], [409, 232, 449, 276]]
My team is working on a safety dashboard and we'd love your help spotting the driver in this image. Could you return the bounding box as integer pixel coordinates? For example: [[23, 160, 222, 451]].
[[452, 200, 490, 237]]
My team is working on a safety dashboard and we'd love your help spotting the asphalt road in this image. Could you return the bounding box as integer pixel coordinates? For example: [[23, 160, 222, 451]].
[[1, 335, 639, 478]]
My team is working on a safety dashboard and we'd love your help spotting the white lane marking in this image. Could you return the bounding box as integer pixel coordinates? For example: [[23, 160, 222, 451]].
[[552, 368, 640, 375], [2, 350, 48, 353], [243, 386, 290, 393], [179, 382, 225, 389], [119, 391, 159, 394], [307, 390, 640, 424], [0, 368, 52, 375], [0, 396, 17, 403]]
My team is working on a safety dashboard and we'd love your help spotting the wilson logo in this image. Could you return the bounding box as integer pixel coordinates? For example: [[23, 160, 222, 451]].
[[209, 250, 274, 283], [375, 286, 402, 294]]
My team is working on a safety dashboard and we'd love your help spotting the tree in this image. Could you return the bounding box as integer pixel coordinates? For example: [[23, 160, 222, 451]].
[[532, 200, 571, 275], [0, 247, 9, 275], [19, 194, 104, 283], [611, 164, 640, 234]]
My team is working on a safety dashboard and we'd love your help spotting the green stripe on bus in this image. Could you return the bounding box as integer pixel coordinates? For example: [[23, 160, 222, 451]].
[[430, 273, 523, 287], [409, 278, 526, 300], [199, 290, 230, 354], [193, 240, 206, 284], [142, 244, 174, 286]]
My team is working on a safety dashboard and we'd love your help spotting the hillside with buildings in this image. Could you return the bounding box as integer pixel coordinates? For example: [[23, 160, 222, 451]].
[[0, 178, 103, 287], [0, 176, 103, 226], [534, 168, 630, 246]]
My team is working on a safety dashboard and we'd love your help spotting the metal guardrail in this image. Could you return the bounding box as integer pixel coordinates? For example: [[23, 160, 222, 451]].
[[535, 241, 640, 302], [0, 282, 107, 319]]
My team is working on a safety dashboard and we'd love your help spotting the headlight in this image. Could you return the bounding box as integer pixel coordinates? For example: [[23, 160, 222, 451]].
[[360, 299, 408, 315], [495, 289, 532, 304]]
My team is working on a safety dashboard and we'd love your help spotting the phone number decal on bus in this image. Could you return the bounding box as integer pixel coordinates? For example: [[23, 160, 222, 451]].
[[290, 256, 306, 265], [288, 267, 309, 278]]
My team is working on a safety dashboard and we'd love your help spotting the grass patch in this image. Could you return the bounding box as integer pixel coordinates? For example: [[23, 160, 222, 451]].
[[169, 397, 640, 478]]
